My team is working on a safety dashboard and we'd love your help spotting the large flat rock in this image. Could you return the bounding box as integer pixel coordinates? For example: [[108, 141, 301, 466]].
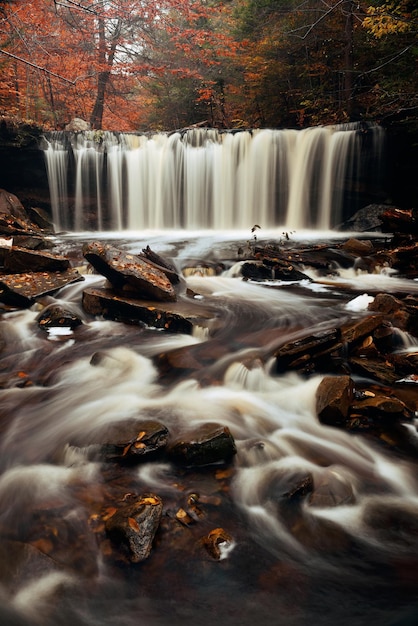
[[0, 268, 83, 307], [83, 241, 177, 302], [82, 287, 216, 333], [1, 245, 70, 273]]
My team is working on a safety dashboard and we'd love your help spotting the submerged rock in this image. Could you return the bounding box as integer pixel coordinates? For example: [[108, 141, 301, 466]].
[[308, 470, 355, 508], [168, 423, 237, 467], [92, 418, 169, 463]]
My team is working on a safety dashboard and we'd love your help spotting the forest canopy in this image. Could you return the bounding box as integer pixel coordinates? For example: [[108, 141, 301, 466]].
[[0, 0, 416, 130]]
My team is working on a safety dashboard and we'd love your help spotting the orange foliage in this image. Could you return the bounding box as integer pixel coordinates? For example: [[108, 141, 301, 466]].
[[0, 0, 239, 130]]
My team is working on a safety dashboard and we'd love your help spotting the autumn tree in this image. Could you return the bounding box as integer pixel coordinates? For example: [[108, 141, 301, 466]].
[[0, 0, 240, 130], [359, 0, 418, 121], [137, 1, 243, 130]]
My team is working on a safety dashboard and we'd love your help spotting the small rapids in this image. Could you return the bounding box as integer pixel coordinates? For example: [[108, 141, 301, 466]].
[[0, 232, 417, 626]]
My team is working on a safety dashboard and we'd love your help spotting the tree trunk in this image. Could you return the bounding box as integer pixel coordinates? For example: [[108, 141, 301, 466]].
[[343, 0, 354, 117], [90, 70, 109, 129], [89, 16, 119, 130]]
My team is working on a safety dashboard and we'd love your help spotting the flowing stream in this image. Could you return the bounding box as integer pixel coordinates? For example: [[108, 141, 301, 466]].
[[0, 229, 417, 626]]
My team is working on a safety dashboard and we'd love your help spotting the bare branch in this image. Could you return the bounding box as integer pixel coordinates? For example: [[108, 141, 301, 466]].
[[285, 0, 347, 39], [0, 48, 76, 84]]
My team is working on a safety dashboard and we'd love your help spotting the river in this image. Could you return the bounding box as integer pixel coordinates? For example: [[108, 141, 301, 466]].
[[0, 228, 417, 626]]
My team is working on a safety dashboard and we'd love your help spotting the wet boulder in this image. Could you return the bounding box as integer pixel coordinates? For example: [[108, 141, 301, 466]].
[[341, 238, 374, 256], [241, 261, 273, 281], [316, 375, 355, 426], [83, 241, 176, 302], [36, 303, 83, 332], [168, 422, 237, 467], [340, 315, 384, 346], [0, 188, 45, 235], [201, 527, 234, 560], [2, 246, 70, 273], [380, 207, 418, 235], [90, 418, 169, 463], [274, 328, 341, 374], [105, 493, 163, 563], [141, 245, 180, 284], [82, 287, 214, 333], [26, 206, 55, 234], [0, 268, 83, 308], [241, 260, 310, 282], [337, 204, 386, 232], [369, 293, 418, 336], [349, 356, 399, 385], [350, 392, 412, 422]]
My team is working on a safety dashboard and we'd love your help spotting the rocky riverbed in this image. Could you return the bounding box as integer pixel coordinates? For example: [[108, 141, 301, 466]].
[[0, 188, 418, 626]]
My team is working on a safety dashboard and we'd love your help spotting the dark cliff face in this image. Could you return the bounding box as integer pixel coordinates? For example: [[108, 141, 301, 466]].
[[0, 118, 50, 211], [384, 120, 418, 209]]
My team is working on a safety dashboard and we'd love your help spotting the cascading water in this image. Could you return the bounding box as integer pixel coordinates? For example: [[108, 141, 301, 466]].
[[43, 123, 385, 232], [3, 121, 416, 626], [1, 228, 418, 626]]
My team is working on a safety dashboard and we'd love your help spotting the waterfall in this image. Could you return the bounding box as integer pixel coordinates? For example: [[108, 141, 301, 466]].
[[42, 123, 385, 232]]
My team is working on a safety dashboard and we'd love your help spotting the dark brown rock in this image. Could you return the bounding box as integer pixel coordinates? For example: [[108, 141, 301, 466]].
[[0, 268, 83, 308], [351, 392, 412, 421], [316, 375, 355, 426], [36, 303, 83, 332], [341, 238, 374, 256], [349, 356, 399, 385], [89, 418, 169, 463], [241, 261, 273, 281], [201, 527, 234, 560], [340, 315, 384, 346], [369, 293, 418, 336], [0, 188, 44, 235], [380, 207, 418, 235], [275, 328, 341, 373], [83, 241, 176, 301], [168, 423, 237, 467], [26, 206, 55, 233], [141, 245, 180, 284], [82, 287, 214, 333], [2, 246, 70, 273], [105, 493, 163, 563], [241, 260, 310, 282], [10, 235, 54, 250]]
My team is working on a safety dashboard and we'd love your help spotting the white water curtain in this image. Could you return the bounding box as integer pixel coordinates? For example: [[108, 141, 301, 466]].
[[43, 124, 384, 231]]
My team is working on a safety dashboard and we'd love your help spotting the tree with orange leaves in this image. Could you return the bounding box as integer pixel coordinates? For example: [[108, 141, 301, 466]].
[[0, 0, 242, 130]]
